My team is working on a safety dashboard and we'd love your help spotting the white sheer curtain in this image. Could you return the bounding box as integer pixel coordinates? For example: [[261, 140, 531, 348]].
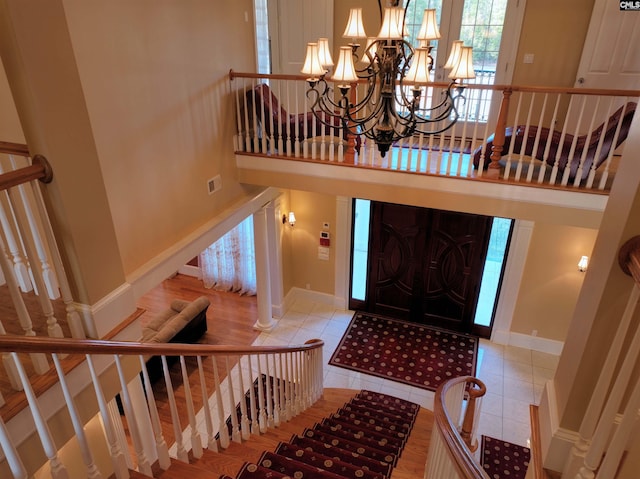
[[199, 216, 257, 295]]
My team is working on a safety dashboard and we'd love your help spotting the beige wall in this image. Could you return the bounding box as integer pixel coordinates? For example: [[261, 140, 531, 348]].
[[511, 222, 598, 341], [1, 1, 262, 307], [0, 60, 23, 143], [288, 189, 336, 295], [62, 0, 260, 275]]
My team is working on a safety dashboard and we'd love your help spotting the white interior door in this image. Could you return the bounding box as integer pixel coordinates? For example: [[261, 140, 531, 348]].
[[576, 0, 640, 89], [268, 0, 333, 75]]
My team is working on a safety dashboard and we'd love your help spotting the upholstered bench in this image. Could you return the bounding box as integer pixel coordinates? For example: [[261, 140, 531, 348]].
[[141, 296, 210, 382]]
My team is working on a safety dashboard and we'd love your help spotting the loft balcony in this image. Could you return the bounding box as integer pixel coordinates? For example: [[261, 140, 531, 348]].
[[231, 71, 639, 219]]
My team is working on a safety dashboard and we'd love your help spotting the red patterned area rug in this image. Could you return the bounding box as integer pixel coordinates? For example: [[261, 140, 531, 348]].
[[480, 435, 530, 479], [329, 312, 478, 391]]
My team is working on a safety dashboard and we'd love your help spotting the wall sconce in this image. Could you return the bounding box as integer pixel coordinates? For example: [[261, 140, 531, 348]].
[[282, 211, 296, 227], [578, 255, 589, 272]]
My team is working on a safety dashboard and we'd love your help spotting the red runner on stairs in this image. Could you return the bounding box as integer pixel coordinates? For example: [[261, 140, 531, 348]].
[[220, 390, 420, 479]]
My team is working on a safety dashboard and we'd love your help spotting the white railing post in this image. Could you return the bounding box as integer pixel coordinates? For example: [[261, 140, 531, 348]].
[[197, 355, 218, 452], [30, 182, 86, 339], [9, 352, 69, 479], [179, 355, 203, 458], [160, 355, 188, 462], [138, 356, 170, 470], [86, 356, 130, 479], [114, 355, 152, 476], [225, 355, 241, 443], [237, 355, 251, 440], [247, 354, 259, 436], [211, 356, 230, 448], [0, 194, 32, 293], [0, 415, 27, 479], [7, 187, 62, 339], [51, 354, 102, 479]]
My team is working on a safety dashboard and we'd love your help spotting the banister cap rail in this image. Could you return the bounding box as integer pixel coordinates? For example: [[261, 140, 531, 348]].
[[0, 335, 324, 356], [228, 69, 640, 97], [434, 376, 489, 479]]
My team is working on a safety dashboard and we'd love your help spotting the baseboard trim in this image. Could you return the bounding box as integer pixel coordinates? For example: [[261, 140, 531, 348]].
[[491, 329, 564, 355], [284, 287, 339, 311], [177, 264, 201, 279], [74, 282, 137, 339]]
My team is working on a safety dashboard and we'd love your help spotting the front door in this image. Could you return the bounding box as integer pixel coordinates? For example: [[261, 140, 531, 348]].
[[366, 201, 492, 334]]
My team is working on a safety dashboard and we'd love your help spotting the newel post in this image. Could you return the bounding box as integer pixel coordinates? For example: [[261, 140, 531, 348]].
[[343, 82, 358, 164], [460, 379, 486, 452], [488, 88, 513, 177]]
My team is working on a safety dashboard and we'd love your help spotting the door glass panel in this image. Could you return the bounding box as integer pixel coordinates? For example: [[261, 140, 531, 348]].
[[351, 199, 371, 301], [459, 0, 508, 121], [474, 217, 512, 327]]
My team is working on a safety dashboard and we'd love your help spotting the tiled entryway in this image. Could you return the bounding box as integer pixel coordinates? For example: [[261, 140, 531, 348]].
[[252, 298, 559, 448]]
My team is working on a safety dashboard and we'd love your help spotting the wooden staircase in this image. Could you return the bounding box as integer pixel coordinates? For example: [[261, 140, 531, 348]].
[[122, 389, 433, 479]]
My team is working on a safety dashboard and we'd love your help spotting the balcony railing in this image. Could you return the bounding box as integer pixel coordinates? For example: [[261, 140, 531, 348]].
[[230, 71, 639, 193]]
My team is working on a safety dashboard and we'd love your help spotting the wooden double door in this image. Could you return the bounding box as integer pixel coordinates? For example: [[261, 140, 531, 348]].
[[361, 201, 493, 334]]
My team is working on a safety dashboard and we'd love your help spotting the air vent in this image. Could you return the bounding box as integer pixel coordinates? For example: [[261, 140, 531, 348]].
[[207, 175, 222, 195]]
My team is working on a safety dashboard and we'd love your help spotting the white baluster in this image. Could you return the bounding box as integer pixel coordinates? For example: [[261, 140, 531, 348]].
[[211, 356, 230, 448], [0, 193, 31, 293], [179, 356, 203, 458], [86, 356, 130, 479], [9, 157, 58, 300], [550, 95, 574, 184], [196, 356, 218, 452], [160, 355, 188, 462], [284, 352, 293, 419], [137, 356, 170, 470], [114, 356, 152, 475], [258, 83, 268, 154], [294, 81, 301, 157], [226, 356, 241, 443], [30, 182, 85, 338], [242, 79, 251, 151], [256, 354, 268, 432], [268, 81, 276, 155], [285, 83, 293, 157], [51, 354, 102, 478], [10, 352, 69, 479], [277, 353, 286, 423], [233, 77, 243, 152], [247, 355, 258, 435], [538, 95, 562, 185], [596, 362, 640, 477], [277, 81, 285, 154], [588, 99, 614, 190], [561, 96, 587, 186], [7, 188, 62, 338], [269, 353, 280, 427], [237, 355, 251, 440], [0, 414, 27, 479], [573, 286, 640, 479]]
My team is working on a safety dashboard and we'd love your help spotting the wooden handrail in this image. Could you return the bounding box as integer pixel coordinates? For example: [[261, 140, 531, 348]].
[[433, 376, 488, 479], [229, 70, 640, 97], [0, 141, 29, 156], [0, 154, 53, 191], [0, 334, 324, 356]]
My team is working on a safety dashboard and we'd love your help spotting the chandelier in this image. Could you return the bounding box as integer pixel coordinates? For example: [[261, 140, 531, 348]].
[[301, 2, 475, 157]]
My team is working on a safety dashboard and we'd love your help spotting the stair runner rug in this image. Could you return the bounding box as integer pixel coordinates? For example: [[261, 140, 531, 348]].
[[329, 312, 478, 391], [219, 390, 420, 479], [480, 435, 531, 479]]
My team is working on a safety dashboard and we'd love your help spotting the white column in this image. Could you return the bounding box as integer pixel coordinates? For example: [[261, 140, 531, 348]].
[[253, 205, 275, 331], [266, 199, 285, 318]]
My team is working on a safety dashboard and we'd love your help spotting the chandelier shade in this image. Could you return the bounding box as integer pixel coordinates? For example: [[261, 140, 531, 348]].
[[316, 38, 334, 68], [343, 7, 367, 40], [301, 42, 325, 78], [417, 9, 440, 41], [302, 2, 475, 157]]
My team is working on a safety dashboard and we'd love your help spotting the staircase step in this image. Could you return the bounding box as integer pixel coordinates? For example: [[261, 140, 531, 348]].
[[274, 441, 385, 479], [155, 457, 222, 479], [257, 450, 350, 479], [289, 435, 393, 476]]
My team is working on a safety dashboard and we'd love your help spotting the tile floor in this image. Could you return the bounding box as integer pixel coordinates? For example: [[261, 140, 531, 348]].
[[251, 298, 559, 449]]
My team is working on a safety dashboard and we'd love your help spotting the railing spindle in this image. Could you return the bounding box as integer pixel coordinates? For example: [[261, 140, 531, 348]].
[[197, 355, 218, 452], [160, 355, 188, 462]]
